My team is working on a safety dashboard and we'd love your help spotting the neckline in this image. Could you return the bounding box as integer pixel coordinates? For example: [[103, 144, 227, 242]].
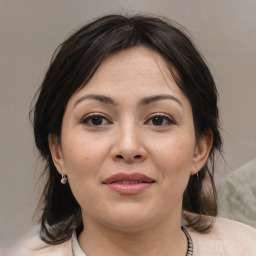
[[72, 227, 193, 256]]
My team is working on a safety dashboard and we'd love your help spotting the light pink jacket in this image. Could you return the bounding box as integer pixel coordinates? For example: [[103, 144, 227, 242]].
[[7, 218, 256, 256]]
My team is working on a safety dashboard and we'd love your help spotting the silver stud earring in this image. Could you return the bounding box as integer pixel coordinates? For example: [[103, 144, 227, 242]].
[[61, 174, 68, 184]]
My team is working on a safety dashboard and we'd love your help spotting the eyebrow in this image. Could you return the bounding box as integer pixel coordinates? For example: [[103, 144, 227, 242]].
[[74, 94, 117, 107], [74, 94, 183, 108], [139, 95, 183, 108]]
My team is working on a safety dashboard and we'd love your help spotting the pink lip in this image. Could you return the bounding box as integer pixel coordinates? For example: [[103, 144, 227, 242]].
[[102, 172, 155, 195]]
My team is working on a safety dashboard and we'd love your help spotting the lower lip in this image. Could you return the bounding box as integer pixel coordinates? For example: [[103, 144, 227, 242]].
[[104, 183, 153, 195]]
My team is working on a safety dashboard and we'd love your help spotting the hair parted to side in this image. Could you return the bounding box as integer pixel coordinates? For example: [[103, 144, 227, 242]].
[[31, 14, 222, 245]]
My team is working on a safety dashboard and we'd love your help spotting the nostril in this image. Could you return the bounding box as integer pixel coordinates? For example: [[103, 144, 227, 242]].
[[134, 155, 142, 159], [116, 155, 123, 159]]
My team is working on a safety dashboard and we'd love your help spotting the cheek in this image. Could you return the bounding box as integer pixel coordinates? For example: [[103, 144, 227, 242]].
[[152, 134, 195, 170], [62, 138, 105, 209], [62, 134, 108, 176], [61, 134, 112, 205], [150, 134, 195, 192]]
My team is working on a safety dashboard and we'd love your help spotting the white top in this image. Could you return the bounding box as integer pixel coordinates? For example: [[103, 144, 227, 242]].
[[71, 227, 193, 256], [72, 232, 86, 256], [7, 217, 256, 256]]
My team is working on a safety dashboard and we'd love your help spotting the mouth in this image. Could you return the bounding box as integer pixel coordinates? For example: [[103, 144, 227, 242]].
[[111, 180, 151, 184], [102, 172, 155, 195], [102, 172, 155, 184]]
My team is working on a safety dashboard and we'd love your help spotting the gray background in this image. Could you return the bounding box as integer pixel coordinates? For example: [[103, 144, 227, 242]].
[[1, 0, 255, 245]]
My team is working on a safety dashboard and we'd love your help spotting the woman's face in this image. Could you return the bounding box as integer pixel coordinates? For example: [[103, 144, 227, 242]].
[[49, 46, 211, 232]]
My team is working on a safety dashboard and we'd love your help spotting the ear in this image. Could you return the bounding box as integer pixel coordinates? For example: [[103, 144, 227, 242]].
[[191, 130, 213, 175], [48, 134, 66, 175]]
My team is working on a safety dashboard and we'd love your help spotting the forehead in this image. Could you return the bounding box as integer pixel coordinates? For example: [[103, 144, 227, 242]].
[[71, 46, 188, 106], [101, 46, 167, 71], [90, 46, 177, 89], [64, 46, 194, 123]]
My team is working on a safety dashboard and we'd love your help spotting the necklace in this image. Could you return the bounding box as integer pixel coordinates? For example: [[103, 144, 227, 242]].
[[72, 227, 193, 256], [181, 226, 193, 256]]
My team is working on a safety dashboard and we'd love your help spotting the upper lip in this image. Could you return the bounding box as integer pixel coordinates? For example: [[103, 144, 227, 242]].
[[102, 172, 155, 184]]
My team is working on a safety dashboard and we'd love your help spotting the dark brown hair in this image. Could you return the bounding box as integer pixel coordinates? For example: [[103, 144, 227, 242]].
[[32, 14, 222, 244]]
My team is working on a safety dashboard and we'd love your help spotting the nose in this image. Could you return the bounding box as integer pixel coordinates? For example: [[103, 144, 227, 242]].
[[110, 123, 147, 163]]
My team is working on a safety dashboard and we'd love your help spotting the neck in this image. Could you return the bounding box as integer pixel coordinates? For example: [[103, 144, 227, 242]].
[[78, 214, 187, 256]]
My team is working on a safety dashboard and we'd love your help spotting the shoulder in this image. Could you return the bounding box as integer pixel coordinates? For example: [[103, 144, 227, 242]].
[[189, 217, 256, 256], [6, 227, 72, 256]]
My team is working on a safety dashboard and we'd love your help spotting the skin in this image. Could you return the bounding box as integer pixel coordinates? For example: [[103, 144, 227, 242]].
[[49, 46, 212, 256]]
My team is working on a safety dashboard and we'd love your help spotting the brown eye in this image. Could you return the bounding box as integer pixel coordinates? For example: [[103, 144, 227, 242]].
[[152, 116, 165, 126], [82, 114, 111, 126], [146, 115, 175, 126]]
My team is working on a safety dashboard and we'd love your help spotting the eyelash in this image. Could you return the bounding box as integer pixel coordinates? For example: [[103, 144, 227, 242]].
[[81, 113, 111, 126], [145, 114, 176, 126], [81, 113, 176, 127]]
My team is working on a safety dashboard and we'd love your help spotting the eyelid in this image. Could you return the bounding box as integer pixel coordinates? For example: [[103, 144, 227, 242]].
[[80, 112, 112, 125], [145, 113, 177, 125]]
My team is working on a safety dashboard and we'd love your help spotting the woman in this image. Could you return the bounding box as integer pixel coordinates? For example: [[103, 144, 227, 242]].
[[13, 14, 256, 256]]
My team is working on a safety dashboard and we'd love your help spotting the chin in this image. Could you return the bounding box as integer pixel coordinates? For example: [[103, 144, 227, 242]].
[[105, 218, 153, 233], [98, 206, 161, 232]]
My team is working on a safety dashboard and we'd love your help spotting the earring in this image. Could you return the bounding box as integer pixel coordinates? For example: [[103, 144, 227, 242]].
[[196, 172, 200, 188], [61, 174, 68, 184]]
